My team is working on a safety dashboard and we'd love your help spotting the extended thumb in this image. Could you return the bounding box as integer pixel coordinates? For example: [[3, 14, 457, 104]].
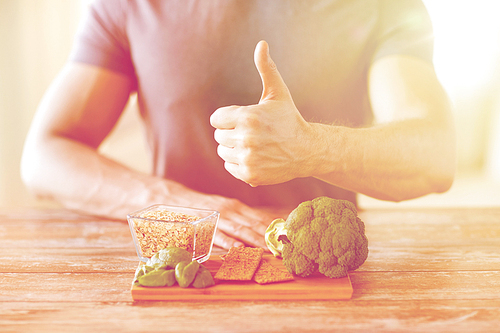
[[254, 40, 290, 102]]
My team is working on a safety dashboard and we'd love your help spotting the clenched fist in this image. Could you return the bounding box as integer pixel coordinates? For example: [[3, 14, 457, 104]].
[[210, 40, 314, 186]]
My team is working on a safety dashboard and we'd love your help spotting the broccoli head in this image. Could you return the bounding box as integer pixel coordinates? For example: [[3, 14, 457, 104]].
[[265, 196, 369, 278]]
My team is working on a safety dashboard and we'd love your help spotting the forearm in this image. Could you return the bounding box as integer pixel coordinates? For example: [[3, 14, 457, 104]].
[[305, 118, 456, 202], [22, 134, 273, 248], [21, 135, 211, 220]]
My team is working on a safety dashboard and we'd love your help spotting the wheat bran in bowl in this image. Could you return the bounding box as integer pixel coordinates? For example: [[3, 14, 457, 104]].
[[127, 204, 219, 263]]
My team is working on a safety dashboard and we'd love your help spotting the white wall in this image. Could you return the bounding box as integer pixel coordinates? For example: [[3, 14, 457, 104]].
[[0, 0, 149, 208], [425, 0, 500, 176], [0, 0, 85, 207]]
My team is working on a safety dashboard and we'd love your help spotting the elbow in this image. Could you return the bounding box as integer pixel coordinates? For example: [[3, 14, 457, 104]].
[[399, 164, 456, 202], [20, 137, 52, 199], [20, 145, 41, 196], [433, 169, 455, 194], [381, 165, 456, 203], [406, 133, 457, 200], [423, 170, 455, 201]]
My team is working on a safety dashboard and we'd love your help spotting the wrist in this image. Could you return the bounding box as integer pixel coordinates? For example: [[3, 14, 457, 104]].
[[148, 178, 234, 212], [298, 122, 349, 179]]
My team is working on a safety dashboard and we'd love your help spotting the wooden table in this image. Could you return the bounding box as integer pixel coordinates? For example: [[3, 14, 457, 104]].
[[1, 207, 499, 332]]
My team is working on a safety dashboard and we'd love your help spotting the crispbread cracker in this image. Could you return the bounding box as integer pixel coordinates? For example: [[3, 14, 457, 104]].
[[214, 247, 264, 281], [253, 259, 295, 284]]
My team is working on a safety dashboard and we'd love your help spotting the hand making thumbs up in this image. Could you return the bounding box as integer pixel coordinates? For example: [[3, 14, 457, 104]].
[[210, 40, 314, 186]]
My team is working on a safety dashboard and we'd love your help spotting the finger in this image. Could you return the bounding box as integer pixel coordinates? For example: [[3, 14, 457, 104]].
[[224, 208, 269, 236], [217, 145, 239, 164], [236, 209, 276, 236], [213, 128, 235, 148], [254, 40, 291, 102], [223, 161, 243, 181], [221, 209, 270, 245], [223, 208, 269, 234], [254, 221, 268, 235], [217, 220, 267, 248], [213, 230, 244, 249], [210, 105, 240, 129]]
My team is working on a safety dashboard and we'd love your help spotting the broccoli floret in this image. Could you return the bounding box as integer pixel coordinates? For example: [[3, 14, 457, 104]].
[[265, 196, 369, 278], [282, 242, 318, 277]]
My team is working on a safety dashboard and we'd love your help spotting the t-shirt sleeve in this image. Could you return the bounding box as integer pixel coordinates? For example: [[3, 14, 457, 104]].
[[69, 0, 136, 84], [372, 0, 434, 64]]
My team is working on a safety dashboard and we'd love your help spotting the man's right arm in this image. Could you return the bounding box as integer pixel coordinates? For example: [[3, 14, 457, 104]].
[[21, 63, 270, 249]]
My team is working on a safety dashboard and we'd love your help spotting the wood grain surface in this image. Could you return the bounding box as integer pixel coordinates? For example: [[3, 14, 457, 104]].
[[1, 207, 500, 332]]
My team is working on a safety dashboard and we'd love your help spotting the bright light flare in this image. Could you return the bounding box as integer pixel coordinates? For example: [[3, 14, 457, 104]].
[[424, 0, 500, 97]]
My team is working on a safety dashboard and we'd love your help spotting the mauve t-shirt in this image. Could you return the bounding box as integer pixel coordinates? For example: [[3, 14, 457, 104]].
[[69, 0, 433, 208]]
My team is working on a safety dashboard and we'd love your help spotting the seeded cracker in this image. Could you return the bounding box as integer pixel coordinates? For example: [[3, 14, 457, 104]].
[[214, 247, 264, 281], [253, 259, 295, 284]]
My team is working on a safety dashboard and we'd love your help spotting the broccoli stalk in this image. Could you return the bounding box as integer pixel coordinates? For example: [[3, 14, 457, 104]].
[[264, 218, 288, 257], [265, 197, 369, 279]]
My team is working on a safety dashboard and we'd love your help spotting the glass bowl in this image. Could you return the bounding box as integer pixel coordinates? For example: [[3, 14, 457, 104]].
[[127, 204, 219, 263]]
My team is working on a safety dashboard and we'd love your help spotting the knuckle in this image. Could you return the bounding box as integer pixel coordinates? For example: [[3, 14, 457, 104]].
[[224, 162, 237, 177], [239, 111, 260, 129], [222, 198, 242, 211], [230, 223, 245, 235], [240, 133, 257, 149], [237, 164, 251, 180], [238, 165, 260, 185], [238, 149, 251, 165]]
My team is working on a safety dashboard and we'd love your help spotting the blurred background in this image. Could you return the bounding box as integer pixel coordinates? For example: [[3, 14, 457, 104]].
[[1, 0, 499, 210]]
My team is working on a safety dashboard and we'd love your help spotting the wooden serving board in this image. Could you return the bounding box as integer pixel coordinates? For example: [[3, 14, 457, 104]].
[[131, 254, 353, 301]]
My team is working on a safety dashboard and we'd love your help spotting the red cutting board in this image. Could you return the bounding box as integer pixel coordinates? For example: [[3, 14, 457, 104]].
[[131, 254, 353, 301]]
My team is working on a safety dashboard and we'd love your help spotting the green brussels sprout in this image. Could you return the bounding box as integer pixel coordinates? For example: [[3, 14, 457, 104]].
[[192, 265, 215, 289], [147, 247, 192, 268], [134, 247, 216, 289], [133, 263, 159, 284], [175, 260, 200, 288], [138, 268, 176, 287], [134, 264, 147, 281]]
